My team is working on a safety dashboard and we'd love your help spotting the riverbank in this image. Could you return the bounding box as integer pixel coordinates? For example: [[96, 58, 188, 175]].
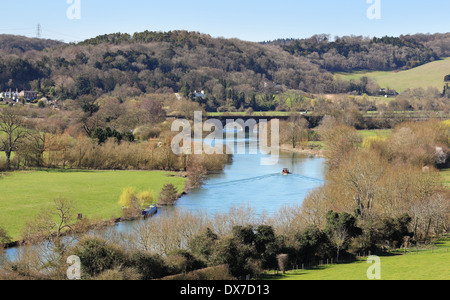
[[279, 144, 326, 158], [0, 169, 187, 242]]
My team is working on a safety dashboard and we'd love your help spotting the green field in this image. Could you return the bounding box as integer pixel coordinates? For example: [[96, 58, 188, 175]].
[[206, 111, 295, 117], [442, 169, 450, 188], [358, 129, 392, 139], [0, 170, 186, 240], [268, 238, 450, 280], [335, 57, 450, 93]]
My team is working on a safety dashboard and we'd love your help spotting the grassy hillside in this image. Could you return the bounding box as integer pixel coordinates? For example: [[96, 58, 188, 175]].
[[0, 170, 186, 240], [335, 57, 450, 93], [268, 238, 450, 280]]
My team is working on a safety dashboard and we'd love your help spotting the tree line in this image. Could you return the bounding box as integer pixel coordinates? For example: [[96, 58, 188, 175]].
[[3, 31, 450, 112]]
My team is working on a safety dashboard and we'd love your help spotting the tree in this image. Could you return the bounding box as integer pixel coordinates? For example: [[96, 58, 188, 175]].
[[255, 225, 282, 270], [328, 226, 349, 262], [188, 228, 219, 266], [294, 227, 328, 265], [377, 214, 413, 249], [185, 158, 208, 191], [141, 99, 166, 124], [277, 254, 289, 274], [20, 197, 77, 277], [158, 184, 179, 206], [0, 107, 27, 170], [281, 114, 309, 149], [17, 131, 47, 168], [75, 75, 94, 96], [318, 124, 362, 170], [213, 226, 261, 278], [118, 187, 138, 208], [330, 149, 386, 218], [325, 211, 361, 262], [0, 227, 12, 248], [118, 187, 153, 219]]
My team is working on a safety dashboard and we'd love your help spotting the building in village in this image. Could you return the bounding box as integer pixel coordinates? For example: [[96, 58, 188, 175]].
[[0, 89, 38, 103]]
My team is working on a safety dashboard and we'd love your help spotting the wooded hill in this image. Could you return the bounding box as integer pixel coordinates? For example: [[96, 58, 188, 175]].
[[1, 31, 450, 111]]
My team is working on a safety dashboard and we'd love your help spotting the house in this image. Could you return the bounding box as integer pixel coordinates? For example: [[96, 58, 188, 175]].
[[0, 89, 38, 102], [19, 91, 38, 101], [379, 88, 399, 98], [1, 89, 20, 101], [193, 90, 206, 100]]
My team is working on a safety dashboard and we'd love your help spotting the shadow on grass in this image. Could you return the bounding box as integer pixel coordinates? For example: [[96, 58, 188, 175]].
[[261, 264, 342, 280], [37, 168, 94, 173]]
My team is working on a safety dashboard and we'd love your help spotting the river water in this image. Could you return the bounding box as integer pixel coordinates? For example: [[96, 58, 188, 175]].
[[112, 133, 326, 234], [5, 133, 326, 259]]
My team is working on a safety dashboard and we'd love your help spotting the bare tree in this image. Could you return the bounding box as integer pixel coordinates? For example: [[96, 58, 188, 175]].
[[0, 107, 27, 170], [329, 226, 349, 263], [281, 114, 309, 149], [22, 198, 76, 253], [53, 198, 76, 239], [277, 254, 289, 274], [185, 157, 208, 191]]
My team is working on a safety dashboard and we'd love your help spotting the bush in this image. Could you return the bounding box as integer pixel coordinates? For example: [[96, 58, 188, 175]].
[[166, 250, 206, 274], [376, 214, 413, 249], [94, 268, 142, 280], [125, 251, 169, 280], [133, 125, 162, 140], [0, 227, 12, 247], [73, 236, 127, 278], [161, 265, 234, 281]]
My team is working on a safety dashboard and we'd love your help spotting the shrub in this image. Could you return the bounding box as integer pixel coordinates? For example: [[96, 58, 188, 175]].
[[94, 268, 142, 280], [161, 265, 234, 281], [118, 187, 137, 208], [0, 227, 12, 247], [125, 251, 169, 280], [158, 184, 179, 206], [166, 250, 206, 274], [277, 254, 289, 274], [73, 236, 126, 278]]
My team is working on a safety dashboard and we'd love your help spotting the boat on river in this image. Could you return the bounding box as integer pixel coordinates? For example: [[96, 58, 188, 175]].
[[142, 205, 158, 218], [282, 168, 291, 175]]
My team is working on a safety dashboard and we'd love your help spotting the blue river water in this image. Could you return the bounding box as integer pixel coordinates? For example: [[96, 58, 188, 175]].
[[5, 133, 326, 259]]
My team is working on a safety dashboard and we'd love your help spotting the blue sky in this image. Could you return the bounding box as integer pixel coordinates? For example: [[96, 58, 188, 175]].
[[1, 0, 449, 42]]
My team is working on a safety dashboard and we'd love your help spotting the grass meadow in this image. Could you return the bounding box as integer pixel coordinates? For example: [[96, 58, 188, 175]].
[[335, 57, 450, 93], [442, 169, 450, 188], [0, 170, 186, 240], [267, 238, 450, 280]]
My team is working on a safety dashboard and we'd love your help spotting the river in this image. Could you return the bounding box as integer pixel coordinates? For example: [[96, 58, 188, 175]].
[[5, 133, 326, 259], [113, 132, 326, 234]]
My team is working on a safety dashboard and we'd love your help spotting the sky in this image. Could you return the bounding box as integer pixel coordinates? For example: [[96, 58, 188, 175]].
[[0, 0, 449, 43]]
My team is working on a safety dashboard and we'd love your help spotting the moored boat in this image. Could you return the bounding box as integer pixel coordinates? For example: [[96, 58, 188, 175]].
[[142, 205, 158, 218]]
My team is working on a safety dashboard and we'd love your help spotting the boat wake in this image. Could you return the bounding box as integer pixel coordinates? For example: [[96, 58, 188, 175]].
[[289, 174, 325, 183], [204, 173, 324, 188], [204, 173, 280, 188]]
